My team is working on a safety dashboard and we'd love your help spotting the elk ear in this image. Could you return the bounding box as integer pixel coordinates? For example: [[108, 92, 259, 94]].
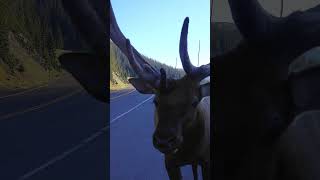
[[128, 77, 155, 94], [59, 52, 107, 102]]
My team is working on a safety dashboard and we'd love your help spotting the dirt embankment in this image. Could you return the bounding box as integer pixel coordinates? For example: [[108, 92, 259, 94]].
[[110, 72, 132, 91]]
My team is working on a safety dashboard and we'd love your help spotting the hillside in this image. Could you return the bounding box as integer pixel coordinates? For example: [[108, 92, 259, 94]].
[[0, 31, 61, 89], [0, 0, 87, 89], [110, 40, 185, 90]]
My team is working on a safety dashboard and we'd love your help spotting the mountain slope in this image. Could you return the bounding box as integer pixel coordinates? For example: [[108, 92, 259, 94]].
[[110, 40, 185, 90], [0, 0, 87, 89]]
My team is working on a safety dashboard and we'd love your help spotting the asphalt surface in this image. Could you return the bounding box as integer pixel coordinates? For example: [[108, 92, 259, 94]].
[[0, 76, 200, 180], [110, 90, 201, 180], [0, 76, 108, 180]]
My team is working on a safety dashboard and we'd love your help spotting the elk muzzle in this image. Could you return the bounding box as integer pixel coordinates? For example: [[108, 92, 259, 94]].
[[153, 131, 183, 155]]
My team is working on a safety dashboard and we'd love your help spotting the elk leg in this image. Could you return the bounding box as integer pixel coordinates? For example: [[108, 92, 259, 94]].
[[165, 164, 182, 180], [165, 157, 182, 180], [192, 163, 198, 180], [200, 161, 210, 180]]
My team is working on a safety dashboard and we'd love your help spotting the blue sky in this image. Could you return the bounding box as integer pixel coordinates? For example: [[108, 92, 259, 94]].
[[111, 0, 210, 68]]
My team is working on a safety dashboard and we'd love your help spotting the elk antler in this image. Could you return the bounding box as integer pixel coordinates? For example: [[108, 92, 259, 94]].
[[110, 4, 160, 88], [180, 17, 210, 81], [59, 0, 107, 102], [61, 0, 107, 58], [228, 0, 320, 64], [160, 68, 167, 91], [125, 39, 161, 87], [227, 0, 282, 43]]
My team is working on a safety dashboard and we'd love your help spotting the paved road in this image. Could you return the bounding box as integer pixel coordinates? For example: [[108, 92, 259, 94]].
[[110, 90, 201, 180], [0, 76, 108, 180], [0, 76, 199, 180]]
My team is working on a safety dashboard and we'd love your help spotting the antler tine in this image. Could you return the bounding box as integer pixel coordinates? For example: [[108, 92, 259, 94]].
[[126, 39, 160, 88], [228, 0, 280, 41], [228, 0, 281, 43], [194, 63, 211, 81], [179, 17, 210, 80], [160, 68, 167, 90], [229, 0, 320, 64], [110, 3, 160, 86], [61, 0, 107, 58], [179, 17, 196, 75], [110, 4, 127, 59]]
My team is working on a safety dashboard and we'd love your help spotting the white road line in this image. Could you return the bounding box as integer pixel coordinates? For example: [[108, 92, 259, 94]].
[[110, 89, 136, 101], [18, 95, 154, 180], [0, 85, 47, 100], [0, 90, 82, 121], [110, 95, 154, 124]]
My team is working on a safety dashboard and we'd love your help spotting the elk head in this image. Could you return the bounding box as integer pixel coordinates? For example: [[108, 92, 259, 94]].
[[111, 5, 210, 154], [212, 0, 320, 178]]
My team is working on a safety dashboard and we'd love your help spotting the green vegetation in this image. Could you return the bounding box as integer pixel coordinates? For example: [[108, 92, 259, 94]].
[[0, 0, 86, 89], [110, 40, 185, 90]]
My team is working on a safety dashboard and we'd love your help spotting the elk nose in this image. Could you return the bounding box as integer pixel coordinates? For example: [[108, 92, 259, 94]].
[[153, 134, 182, 153]]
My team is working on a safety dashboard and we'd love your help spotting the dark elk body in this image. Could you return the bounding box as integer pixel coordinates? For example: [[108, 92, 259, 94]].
[[212, 0, 320, 179], [110, 3, 210, 180]]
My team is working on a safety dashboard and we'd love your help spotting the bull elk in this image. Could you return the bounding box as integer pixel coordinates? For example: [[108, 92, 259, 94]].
[[212, 0, 320, 179], [58, 0, 320, 179], [59, 0, 210, 179], [110, 3, 211, 180]]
